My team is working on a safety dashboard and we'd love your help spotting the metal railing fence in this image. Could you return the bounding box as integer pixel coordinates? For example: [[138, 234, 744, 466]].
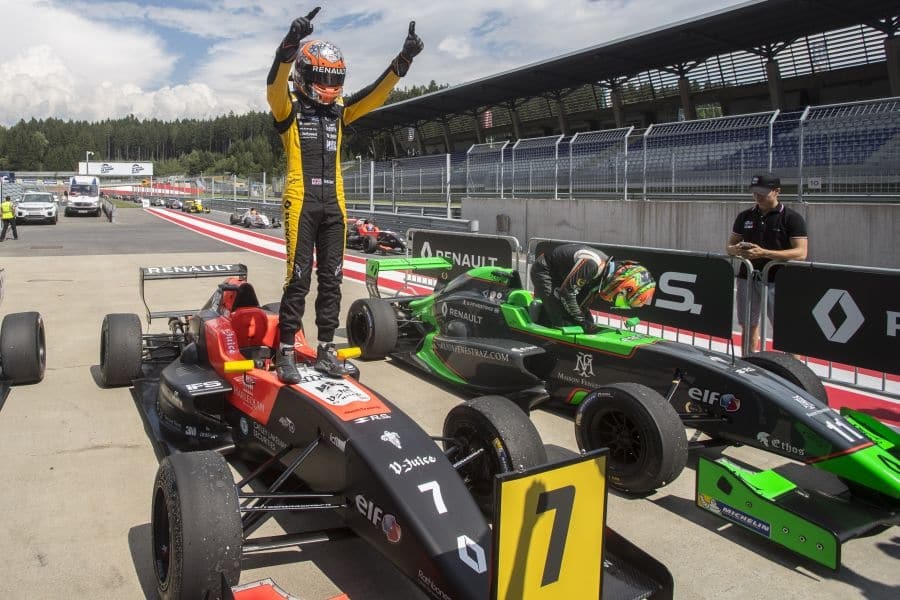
[[342, 96, 900, 205]]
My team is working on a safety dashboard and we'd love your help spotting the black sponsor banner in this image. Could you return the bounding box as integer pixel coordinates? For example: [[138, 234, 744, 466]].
[[773, 266, 900, 374], [412, 230, 517, 281], [534, 241, 735, 339]]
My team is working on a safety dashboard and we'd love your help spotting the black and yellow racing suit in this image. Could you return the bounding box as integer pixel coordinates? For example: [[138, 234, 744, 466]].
[[267, 55, 401, 344]]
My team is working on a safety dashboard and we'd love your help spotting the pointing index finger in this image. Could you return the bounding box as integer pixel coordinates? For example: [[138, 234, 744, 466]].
[[306, 7, 321, 20], [408, 21, 416, 36]]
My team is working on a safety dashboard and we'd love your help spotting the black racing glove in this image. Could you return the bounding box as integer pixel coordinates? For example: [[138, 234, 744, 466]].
[[277, 7, 320, 63], [582, 313, 599, 335], [391, 21, 424, 77]]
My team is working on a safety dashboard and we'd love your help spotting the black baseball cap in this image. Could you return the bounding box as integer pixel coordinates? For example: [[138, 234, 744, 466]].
[[749, 173, 780, 194]]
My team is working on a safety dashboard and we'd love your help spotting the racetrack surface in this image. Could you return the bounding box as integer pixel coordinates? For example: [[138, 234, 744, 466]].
[[0, 207, 897, 599]]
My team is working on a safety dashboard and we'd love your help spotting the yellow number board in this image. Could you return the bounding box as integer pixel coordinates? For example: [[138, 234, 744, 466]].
[[492, 449, 607, 600]]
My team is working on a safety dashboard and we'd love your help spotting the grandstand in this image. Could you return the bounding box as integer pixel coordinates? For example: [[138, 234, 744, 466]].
[[349, 0, 899, 156]]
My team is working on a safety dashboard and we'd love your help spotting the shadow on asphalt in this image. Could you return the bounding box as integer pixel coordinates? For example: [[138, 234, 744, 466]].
[[127, 523, 156, 600]]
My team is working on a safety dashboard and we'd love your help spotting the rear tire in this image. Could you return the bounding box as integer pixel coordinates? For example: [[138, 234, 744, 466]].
[[363, 236, 377, 253], [0, 312, 46, 384], [99, 313, 143, 387], [345, 298, 398, 359], [443, 395, 547, 515], [744, 351, 828, 405], [152, 451, 242, 600], [575, 383, 687, 494]]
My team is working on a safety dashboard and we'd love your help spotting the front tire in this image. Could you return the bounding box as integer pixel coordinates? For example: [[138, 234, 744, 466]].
[[744, 351, 828, 405], [152, 451, 242, 600], [99, 313, 143, 387], [443, 395, 547, 515], [345, 298, 398, 359], [0, 312, 46, 384], [575, 383, 687, 494], [363, 236, 378, 253]]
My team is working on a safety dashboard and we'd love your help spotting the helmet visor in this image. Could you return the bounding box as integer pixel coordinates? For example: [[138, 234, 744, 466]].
[[300, 63, 346, 87]]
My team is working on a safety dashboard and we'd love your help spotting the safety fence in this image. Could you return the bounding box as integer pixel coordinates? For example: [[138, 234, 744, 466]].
[[198, 196, 476, 239], [342, 95, 900, 204]]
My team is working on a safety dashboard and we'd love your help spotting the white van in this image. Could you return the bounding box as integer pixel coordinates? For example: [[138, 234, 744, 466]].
[[67, 175, 102, 216]]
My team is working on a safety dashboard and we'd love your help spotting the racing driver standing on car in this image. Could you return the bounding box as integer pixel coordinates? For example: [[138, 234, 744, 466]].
[[267, 7, 423, 382]]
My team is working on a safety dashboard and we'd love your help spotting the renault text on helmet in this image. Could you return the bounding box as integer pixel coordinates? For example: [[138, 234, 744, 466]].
[[294, 40, 346, 105]]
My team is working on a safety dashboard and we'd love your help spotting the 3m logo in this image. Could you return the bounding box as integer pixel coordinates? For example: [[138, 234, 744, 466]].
[[812, 289, 864, 344]]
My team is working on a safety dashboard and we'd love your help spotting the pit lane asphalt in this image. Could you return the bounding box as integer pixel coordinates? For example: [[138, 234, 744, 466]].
[[0, 207, 896, 599]]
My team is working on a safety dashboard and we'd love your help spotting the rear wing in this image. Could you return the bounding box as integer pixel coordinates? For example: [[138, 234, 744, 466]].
[[139, 264, 247, 324], [365, 257, 452, 298]]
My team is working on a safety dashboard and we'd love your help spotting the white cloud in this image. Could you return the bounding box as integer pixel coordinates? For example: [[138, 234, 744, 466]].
[[0, 0, 749, 126], [437, 37, 474, 60]]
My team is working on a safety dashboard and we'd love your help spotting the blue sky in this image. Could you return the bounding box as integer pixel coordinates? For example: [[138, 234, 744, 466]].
[[0, 0, 748, 126]]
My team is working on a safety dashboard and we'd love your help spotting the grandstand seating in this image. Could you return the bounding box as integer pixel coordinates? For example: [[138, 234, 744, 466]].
[[343, 97, 900, 202]]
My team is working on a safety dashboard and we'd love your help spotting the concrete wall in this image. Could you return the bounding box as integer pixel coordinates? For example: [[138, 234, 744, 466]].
[[462, 197, 900, 269]]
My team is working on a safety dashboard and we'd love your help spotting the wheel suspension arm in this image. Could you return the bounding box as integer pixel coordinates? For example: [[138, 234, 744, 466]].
[[241, 438, 320, 535]]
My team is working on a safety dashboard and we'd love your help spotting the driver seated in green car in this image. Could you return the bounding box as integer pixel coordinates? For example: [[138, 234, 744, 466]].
[[530, 243, 656, 332]]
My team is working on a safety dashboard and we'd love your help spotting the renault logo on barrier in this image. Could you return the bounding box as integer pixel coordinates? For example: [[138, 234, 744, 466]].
[[812, 289, 864, 344]]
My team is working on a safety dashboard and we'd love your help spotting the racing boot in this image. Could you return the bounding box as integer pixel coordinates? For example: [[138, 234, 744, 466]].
[[275, 343, 301, 384], [315, 342, 349, 377]]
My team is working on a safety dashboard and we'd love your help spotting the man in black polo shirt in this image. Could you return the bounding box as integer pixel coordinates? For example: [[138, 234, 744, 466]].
[[726, 173, 808, 353]]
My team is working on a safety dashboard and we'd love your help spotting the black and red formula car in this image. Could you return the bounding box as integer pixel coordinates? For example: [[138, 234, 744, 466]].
[[0, 267, 46, 402], [346, 217, 406, 255], [98, 264, 673, 600]]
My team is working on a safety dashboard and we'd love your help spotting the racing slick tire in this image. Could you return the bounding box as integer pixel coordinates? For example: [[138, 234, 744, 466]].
[[152, 450, 242, 600], [443, 395, 547, 515], [229, 214, 239, 225], [744, 351, 829, 405], [363, 236, 378, 254], [345, 298, 398, 360], [99, 313, 143, 387], [575, 383, 687, 495], [0, 312, 46, 384]]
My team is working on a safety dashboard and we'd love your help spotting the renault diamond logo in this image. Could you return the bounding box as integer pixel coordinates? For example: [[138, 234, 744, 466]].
[[812, 289, 864, 344]]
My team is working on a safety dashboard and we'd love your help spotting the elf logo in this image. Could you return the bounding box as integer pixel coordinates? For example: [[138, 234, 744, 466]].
[[688, 388, 741, 412], [355, 495, 402, 543]]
